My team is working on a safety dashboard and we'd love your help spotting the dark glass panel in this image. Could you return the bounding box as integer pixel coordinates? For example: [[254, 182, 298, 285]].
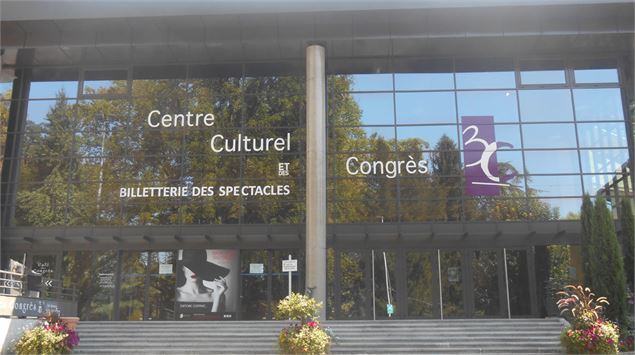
[[440, 250, 464, 317], [373, 250, 397, 319], [406, 251, 435, 317], [506, 249, 531, 316], [472, 250, 500, 317], [240, 250, 269, 320], [339, 251, 369, 319]]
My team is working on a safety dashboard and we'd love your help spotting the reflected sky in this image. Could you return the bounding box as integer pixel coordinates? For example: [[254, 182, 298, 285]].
[[396, 92, 456, 124], [577, 122, 628, 148], [351, 93, 394, 125], [349, 74, 393, 91], [519, 89, 573, 122], [520, 70, 565, 85], [526, 175, 582, 197], [455, 71, 515, 89], [522, 123, 577, 148], [573, 88, 624, 121], [579, 149, 629, 174], [574, 69, 619, 84], [524, 150, 580, 174], [395, 73, 454, 91], [533, 197, 582, 218], [26, 100, 59, 125], [457, 91, 518, 123], [30, 81, 79, 99]]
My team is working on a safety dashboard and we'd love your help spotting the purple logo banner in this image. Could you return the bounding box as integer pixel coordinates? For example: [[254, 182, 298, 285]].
[[461, 116, 514, 196]]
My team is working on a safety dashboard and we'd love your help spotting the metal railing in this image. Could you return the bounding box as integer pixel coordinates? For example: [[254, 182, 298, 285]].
[[0, 270, 77, 302]]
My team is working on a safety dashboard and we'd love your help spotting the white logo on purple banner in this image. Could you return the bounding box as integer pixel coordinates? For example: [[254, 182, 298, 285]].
[[461, 116, 515, 196]]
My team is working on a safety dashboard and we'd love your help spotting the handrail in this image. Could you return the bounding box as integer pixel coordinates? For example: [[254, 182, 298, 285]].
[[0, 269, 78, 302]]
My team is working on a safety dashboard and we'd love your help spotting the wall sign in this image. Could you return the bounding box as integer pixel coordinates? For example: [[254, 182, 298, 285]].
[[461, 116, 515, 196]]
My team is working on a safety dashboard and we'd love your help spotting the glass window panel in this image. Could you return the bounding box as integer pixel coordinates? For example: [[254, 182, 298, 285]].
[[394, 73, 454, 91], [25, 100, 74, 131], [524, 150, 580, 174], [82, 69, 128, 96], [440, 250, 464, 316], [339, 251, 369, 319], [573, 89, 624, 121], [457, 91, 518, 123], [0, 82, 12, 99], [458, 124, 521, 149], [456, 72, 515, 89], [519, 90, 573, 122], [407, 251, 435, 317], [520, 71, 566, 85], [30, 81, 79, 99], [349, 74, 393, 92], [397, 125, 458, 150], [506, 250, 531, 315], [472, 250, 500, 317], [522, 123, 577, 148], [526, 175, 582, 197], [350, 93, 394, 125], [531, 198, 583, 220], [362, 126, 395, 141], [577, 122, 627, 148], [579, 149, 629, 174], [583, 174, 624, 195], [494, 150, 525, 176], [395, 92, 456, 124], [574, 69, 619, 84]]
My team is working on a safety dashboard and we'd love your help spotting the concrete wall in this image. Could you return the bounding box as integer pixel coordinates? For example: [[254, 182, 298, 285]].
[[0, 318, 37, 354]]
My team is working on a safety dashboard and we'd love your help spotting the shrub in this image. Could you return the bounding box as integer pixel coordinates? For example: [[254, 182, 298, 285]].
[[14, 313, 80, 355], [557, 285, 619, 354], [275, 293, 332, 354]]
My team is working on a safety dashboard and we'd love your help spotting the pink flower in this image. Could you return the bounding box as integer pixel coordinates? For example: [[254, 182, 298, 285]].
[[307, 321, 318, 328]]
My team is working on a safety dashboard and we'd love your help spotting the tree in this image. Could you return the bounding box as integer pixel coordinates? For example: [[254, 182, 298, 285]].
[[580, 194, 594, 288], [620, 198, 634, 292], [591, 195, 628, 327]]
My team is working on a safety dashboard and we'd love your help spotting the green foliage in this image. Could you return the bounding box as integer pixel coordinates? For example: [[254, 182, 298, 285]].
[[547, 245, 574, 314], [14, 325, 69, 355], [619, 199, 634, 292], [274, 292, 322, 322], [557, 285, 609, 329], [581, 195, 594, 288], [591, 196, 628, 328], [278, 322, 331, 355], [275, 294, 331, 354]]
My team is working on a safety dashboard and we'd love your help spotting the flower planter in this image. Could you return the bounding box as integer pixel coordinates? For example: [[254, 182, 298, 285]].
[[60, 317, 79, 330]]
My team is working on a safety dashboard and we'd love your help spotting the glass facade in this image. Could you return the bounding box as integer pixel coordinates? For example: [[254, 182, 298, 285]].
[[1, 54, 632, 321]]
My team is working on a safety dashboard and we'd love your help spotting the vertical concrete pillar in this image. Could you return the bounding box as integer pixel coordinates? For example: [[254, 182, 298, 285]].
[[305, 44, 326, 318]]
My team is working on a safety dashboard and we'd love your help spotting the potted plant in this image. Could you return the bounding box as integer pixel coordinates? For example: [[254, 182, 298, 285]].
[[557, 285, 619, 354], [274, 293, 333, 355], [14, 312, 80, 355]]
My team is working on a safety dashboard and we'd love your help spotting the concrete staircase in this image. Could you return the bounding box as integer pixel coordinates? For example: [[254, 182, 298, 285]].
[[75, 318, 565, 354]]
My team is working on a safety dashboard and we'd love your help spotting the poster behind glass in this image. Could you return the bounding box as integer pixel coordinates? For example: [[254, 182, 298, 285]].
[[176, 249, 239, 320]]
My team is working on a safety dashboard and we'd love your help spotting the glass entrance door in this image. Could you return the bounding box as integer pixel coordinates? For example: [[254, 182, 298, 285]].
[[372, 250, 398, 319]]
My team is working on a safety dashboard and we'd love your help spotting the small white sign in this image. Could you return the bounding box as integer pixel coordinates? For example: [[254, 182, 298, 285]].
[[282, 259, 298, 272], [159, 263, 173, 275], [249, 263, 264, 274]]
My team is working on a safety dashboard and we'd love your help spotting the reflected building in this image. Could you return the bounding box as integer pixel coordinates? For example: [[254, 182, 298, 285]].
[[0, 0, 633, 320]]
